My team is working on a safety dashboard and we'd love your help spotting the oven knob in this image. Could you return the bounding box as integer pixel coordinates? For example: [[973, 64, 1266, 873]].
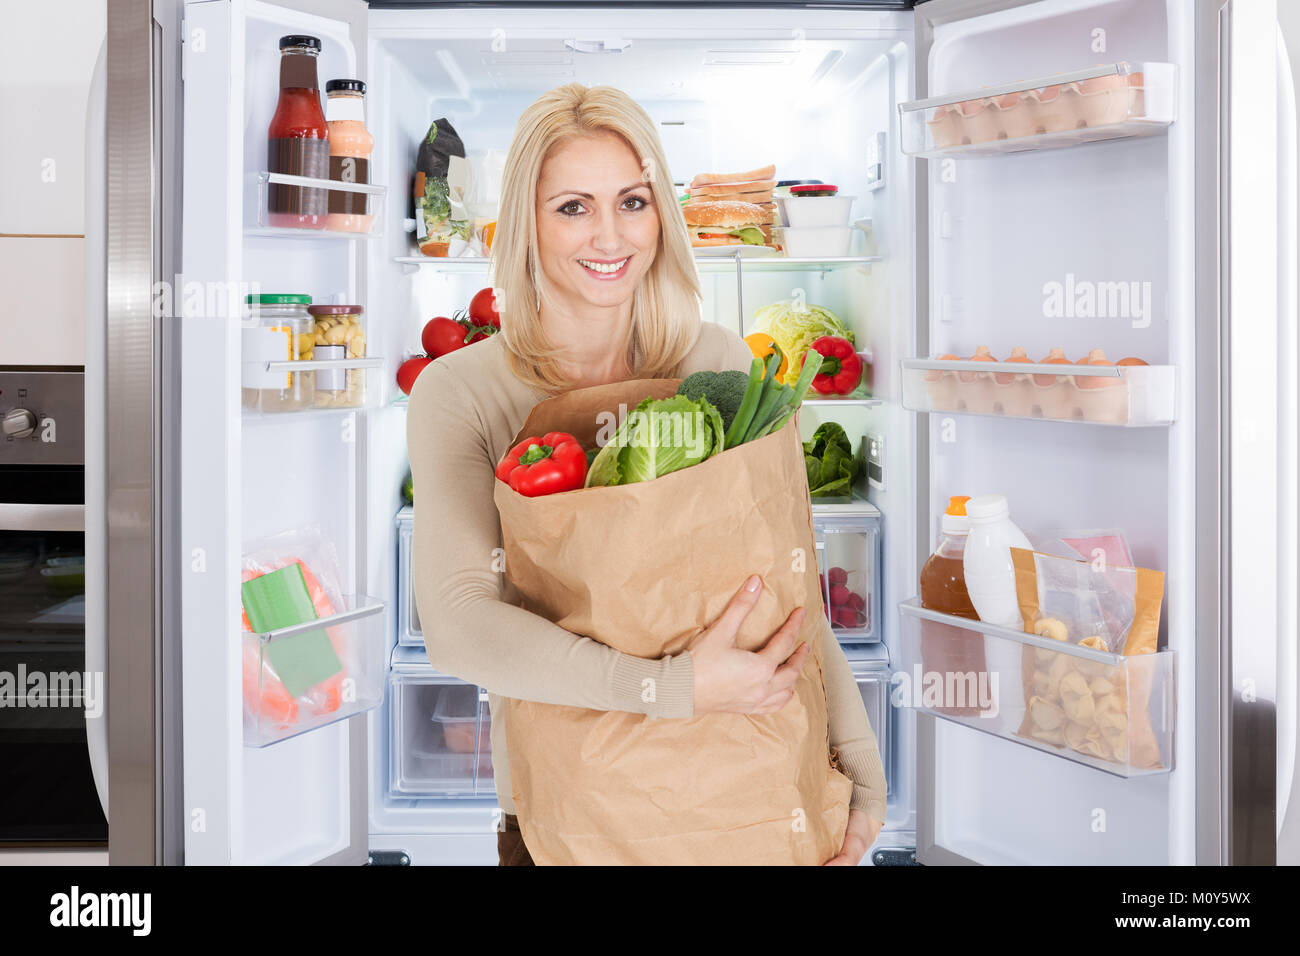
[[2, 408, 37, 439]]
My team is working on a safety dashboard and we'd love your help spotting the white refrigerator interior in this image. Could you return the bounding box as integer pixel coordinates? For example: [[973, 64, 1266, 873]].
[[162, 0, 1294, 865]]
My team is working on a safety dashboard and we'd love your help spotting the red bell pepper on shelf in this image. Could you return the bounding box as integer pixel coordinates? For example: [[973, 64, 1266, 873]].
[[495, 432, 588, 497], [808, 336, 863, 396]]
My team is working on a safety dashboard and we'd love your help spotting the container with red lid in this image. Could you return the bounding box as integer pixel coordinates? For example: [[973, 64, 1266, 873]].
[[781, 184, 855, 231], [789, 183, 839, 197]]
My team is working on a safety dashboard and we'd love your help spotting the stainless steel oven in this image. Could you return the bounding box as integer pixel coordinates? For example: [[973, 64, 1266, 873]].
[[0, 366, 106, 846]]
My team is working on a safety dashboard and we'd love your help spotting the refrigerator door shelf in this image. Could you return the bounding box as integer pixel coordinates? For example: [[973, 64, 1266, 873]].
[[900, 62, 1175, 158], [243, 594, 387, 749], [250, 171, 385, 239], [898, 599, 1174, 779], [901, 358, 1176, 426], [241, 354, 382, 415]]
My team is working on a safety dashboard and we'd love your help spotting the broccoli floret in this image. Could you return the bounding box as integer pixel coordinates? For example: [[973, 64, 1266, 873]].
[[677, 369, 752, 432]]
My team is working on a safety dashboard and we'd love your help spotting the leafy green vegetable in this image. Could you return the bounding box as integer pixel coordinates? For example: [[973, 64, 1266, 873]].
[[752, 300, 854, 382], [732, 226, 766, 245], [676, 370, 752, 432], [585, 394, 725, 487], [802, 421, 861, 498], [401, 471, 414, 505]]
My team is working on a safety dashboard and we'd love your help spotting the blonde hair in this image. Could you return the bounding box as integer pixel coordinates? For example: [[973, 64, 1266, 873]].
[[492, 84, 702, 393]]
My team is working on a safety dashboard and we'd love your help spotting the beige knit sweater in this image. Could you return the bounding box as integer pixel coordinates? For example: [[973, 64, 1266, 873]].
[[406, 323, 887, 823]]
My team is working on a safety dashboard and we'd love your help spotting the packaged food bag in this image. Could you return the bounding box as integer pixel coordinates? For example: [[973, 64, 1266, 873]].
[[493, 378, 853, 865], [413, 117, 470, 257], [240, 528, 350, 735], [1010, 547, 1166, 770]]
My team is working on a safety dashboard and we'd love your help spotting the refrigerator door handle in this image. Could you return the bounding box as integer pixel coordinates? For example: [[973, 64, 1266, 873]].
[[83, 36, 109, 823], [1276, 23, 1300, 865]]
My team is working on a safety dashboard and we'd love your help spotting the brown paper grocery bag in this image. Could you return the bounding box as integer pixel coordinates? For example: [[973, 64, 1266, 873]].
[[493, 378, 853, 865]]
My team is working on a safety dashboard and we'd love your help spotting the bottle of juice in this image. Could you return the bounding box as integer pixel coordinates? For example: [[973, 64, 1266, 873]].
[[919, 496, 990, 717], [324, 79, 374, 233], [267, 35, 329, 228], [920, 495, 977, 619]]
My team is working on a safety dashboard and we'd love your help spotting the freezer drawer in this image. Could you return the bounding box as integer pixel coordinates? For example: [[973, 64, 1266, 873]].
[[814, 509, 882, 643], [388, 669, 494, 798], [396, 508, 422, 647], [851, 662, 893, 798]]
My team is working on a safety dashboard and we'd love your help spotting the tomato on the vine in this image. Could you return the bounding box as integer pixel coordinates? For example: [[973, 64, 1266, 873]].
[[469, 287, 501, 328]]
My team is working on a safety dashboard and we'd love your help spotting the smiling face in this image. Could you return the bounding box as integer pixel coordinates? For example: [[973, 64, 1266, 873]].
[[534, 131, 661, 317]]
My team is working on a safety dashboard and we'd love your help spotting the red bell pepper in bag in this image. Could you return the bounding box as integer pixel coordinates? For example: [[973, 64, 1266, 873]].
[[496, 431, 588, 497], [808, 336, 863, 396]]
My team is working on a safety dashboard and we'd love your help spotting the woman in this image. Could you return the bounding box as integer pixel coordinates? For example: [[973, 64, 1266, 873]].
[[407, 83, 886, 865]]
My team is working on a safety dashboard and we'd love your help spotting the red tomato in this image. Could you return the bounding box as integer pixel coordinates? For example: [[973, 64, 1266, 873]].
[[396, 356, 433, 396], [469, 287, 501, 328], [422, 316, 470, 358]]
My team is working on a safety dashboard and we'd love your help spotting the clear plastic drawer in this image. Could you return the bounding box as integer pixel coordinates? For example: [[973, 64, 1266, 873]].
[[396, 508, 423, 647], [896, 599, 1174, 777], [851, 661, 893, 797], [814, 507, 882, 643], [388, 669, 494, 798], [242, 594, 386, 747]]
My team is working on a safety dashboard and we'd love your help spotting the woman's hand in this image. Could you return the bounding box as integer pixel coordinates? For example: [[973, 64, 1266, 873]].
[[824, 810, 882, 866], [689, 574, 810, 715]]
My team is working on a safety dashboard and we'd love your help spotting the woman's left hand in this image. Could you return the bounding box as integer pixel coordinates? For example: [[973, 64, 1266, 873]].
[[823, 810, 882, 866]]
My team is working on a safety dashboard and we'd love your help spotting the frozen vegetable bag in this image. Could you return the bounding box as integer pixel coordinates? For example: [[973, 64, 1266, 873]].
[[493, 379, 852, 865]]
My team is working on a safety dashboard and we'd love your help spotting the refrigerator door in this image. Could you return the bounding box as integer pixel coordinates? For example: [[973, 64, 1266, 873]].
[[908, 0, 1284, 865], [177, 0, 371, 865]]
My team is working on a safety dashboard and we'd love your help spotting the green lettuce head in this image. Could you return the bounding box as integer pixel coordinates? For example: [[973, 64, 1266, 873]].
[[585, 394, 726, 487]]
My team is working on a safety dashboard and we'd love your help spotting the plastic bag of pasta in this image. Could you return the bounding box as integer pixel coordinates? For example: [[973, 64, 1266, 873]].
[[1010, 547, 1167, 770]]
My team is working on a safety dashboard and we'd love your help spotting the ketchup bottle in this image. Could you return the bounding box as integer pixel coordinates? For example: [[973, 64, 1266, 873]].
[[268, 35, 329, 228]]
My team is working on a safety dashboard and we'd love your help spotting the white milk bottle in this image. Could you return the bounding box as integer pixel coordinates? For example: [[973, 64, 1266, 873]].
[[962, 494, 1032, 626]]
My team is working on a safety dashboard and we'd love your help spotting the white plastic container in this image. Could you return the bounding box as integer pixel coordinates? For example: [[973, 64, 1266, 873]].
[[783, 195, 855, 228], [777, 225, 853, 257], [962, 494, 1032, 627]]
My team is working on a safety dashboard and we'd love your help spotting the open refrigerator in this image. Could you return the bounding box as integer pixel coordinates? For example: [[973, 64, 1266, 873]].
[[92, 0, 1298, 865]]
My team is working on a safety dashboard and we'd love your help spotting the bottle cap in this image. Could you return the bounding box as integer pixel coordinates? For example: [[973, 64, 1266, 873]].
[[966, 493, 1010, 521], [326, 79, 366, 94], [941, 495, 972, 535], [280, 35, 322, 51]]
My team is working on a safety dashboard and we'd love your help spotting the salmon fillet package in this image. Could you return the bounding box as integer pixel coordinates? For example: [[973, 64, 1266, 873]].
[[493, 378, 853, 865], [1010, 547, 1167, 770]]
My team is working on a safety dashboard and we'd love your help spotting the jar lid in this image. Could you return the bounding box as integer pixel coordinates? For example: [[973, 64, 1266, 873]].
[[280, 35, 322, 51], [247, 293, 312, 305], [790, 183, 838, 195], [307, 304, 363, 315], [326, 79, 366, 94]]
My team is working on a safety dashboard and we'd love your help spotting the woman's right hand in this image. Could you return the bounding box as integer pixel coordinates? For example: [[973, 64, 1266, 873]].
[[689, 574, 810, 715]]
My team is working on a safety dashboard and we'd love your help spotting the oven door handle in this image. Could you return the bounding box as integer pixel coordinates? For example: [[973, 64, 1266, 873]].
[[0, 503, 85, 533]]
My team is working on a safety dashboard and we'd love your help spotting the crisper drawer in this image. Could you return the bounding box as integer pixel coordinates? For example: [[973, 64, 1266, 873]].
[[396, 508, 422, 647], [851, 662, 893, 798], [388, 668, 494, 798], [813, 508, 882, 643]]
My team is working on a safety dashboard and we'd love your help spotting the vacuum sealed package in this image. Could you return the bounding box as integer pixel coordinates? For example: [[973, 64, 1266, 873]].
[[1010, 547, 1166, 769], [240, 527, 350, 735], [413, 117, 471, 257]]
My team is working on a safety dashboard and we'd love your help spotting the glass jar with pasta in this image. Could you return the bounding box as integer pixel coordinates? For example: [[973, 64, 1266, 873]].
[[307, 305, 367, 408]]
